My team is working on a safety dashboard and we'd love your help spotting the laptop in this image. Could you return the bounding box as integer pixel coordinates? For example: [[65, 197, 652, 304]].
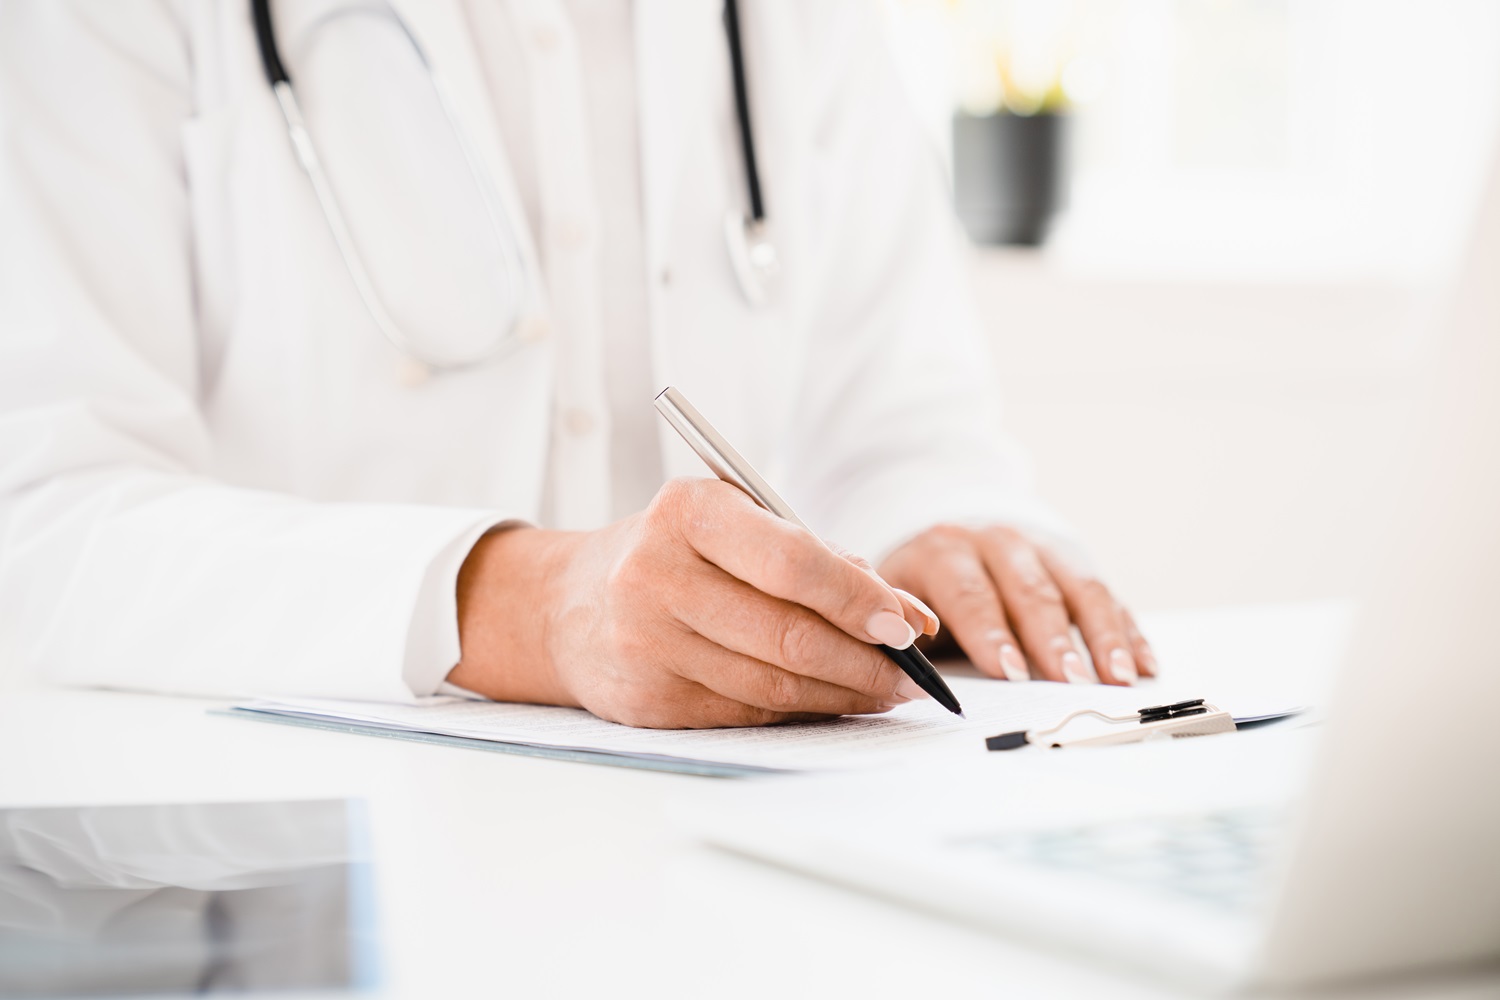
[[687, 155, 1500, 993]]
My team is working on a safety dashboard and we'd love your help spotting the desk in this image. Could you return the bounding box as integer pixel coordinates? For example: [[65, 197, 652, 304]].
[[3, 604, 1496, 999]]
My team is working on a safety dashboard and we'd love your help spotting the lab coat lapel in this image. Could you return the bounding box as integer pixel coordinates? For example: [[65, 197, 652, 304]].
[[634, 0, 722, 270], [637, 2, 792, 484]]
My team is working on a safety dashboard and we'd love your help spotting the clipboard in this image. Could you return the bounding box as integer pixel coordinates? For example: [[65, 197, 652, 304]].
[[984, 699, 1304, 751], [213, 708, 784, 779]]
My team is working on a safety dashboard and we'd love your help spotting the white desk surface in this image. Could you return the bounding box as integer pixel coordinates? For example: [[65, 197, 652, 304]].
[[4, 603, 1497, 1000]]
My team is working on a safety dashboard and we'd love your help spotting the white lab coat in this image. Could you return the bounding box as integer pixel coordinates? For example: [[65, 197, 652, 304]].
[[0, 1, 1065, 701]]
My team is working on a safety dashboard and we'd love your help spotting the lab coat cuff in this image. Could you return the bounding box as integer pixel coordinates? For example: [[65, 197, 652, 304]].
[[402, 514, 526, 698]]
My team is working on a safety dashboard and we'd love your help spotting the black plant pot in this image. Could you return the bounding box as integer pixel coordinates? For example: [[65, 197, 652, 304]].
[[952, 111, 1067, 247]]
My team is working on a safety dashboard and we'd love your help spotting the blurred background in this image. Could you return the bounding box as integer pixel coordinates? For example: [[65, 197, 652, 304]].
[[881, 0, 1500, 614]]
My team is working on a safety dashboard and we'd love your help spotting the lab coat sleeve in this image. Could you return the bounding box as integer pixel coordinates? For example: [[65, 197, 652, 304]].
[[781, 4, 1078, 566], [0, 3, 506, 701]]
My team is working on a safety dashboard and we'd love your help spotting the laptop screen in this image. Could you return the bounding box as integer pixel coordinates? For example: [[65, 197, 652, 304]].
[[0, 799, 377, 996]]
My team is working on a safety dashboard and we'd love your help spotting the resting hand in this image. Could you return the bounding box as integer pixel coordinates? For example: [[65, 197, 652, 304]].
[[450, 478, 936, 729], [878, 525, 1155, 685]]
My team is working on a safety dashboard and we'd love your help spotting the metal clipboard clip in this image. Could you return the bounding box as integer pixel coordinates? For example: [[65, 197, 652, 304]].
[[985, 699, 1236, 751]]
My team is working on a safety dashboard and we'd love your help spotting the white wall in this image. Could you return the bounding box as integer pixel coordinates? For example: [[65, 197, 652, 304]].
[[972, 249, 1440, 613]]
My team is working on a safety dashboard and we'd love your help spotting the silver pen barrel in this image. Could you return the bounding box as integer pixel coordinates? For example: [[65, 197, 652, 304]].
[[653, 386, 811, 530]]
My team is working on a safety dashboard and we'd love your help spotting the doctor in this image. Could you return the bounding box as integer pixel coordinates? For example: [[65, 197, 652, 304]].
[[0, 1, 1153, 728]]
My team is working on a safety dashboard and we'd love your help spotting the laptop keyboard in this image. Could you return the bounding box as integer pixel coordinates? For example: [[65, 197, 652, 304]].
[[958, 807, 1283, 911]]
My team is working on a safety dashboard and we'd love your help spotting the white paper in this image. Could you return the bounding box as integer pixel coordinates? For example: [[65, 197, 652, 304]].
[[237, 677, 1174, 771]]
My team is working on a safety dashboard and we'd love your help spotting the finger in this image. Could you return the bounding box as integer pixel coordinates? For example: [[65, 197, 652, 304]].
[[1038, 549, 1145, 685], [830, 544, 939, 636], [669, 560, 919, 703], [892, 589, 940, 637], [671, 630, 902, 717], [658, 479, 915, 649], [978, 529, 1087, 683], [896, 536, 1030, 682], [1037, 550, 1137, 686], [1122, 608, 1158, 678]]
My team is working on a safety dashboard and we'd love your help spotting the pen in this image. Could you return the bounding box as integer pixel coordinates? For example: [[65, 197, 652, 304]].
[[653, 386, 965, 717]]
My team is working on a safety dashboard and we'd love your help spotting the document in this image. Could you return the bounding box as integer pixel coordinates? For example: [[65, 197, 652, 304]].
[[234, 677, 1158, 773]]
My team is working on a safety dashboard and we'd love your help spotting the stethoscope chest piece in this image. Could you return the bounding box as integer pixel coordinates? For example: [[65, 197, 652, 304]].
[[724, 213, 779, 307]]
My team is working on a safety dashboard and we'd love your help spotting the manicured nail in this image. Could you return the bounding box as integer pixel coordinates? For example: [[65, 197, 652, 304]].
[[1109, 648, 1137, 684], [999, 643, 1029, 682], [1138, 647, 1158, 674], [895, 676, 929, 701], [867, 610, 917, 648], [1061, 651, 1091, 684], [892, 588, 940, 635]]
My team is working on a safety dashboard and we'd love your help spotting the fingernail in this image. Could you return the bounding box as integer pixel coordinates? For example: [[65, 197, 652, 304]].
[[866, 610, 917, 649], [1061, 651, 1091, 684], [892, 588, 940, 635], [895, 676, 929, 701], [999, 643, 1029, 682], [1139, 647, 1158, 674], [1109, 648, 1137, 684]]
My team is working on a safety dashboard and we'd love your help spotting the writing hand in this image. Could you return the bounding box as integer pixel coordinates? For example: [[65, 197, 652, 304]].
[[450, 478, 935, 728]]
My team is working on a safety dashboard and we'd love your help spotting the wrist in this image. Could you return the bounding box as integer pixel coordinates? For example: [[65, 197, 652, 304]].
[[449, 525, 582, 706]]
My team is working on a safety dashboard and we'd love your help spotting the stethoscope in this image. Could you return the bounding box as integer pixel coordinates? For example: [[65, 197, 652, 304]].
[[251, 0, 778, 377]]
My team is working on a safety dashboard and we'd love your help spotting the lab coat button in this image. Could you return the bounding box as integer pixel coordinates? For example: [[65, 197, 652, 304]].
[[554, 217, 591, 252], [563, 408, 596, 436], [531, 21, 561, 51], [517, 314, 550, 343], [397, 358, 432, 387]]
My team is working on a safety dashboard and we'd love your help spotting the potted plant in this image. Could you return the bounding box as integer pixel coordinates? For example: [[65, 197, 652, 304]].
[[945, 1, 1076, 246]]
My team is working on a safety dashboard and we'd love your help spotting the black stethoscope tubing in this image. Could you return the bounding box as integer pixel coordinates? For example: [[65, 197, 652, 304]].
[[722, 0, 765, 226], [251, 0, 290, 85]]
